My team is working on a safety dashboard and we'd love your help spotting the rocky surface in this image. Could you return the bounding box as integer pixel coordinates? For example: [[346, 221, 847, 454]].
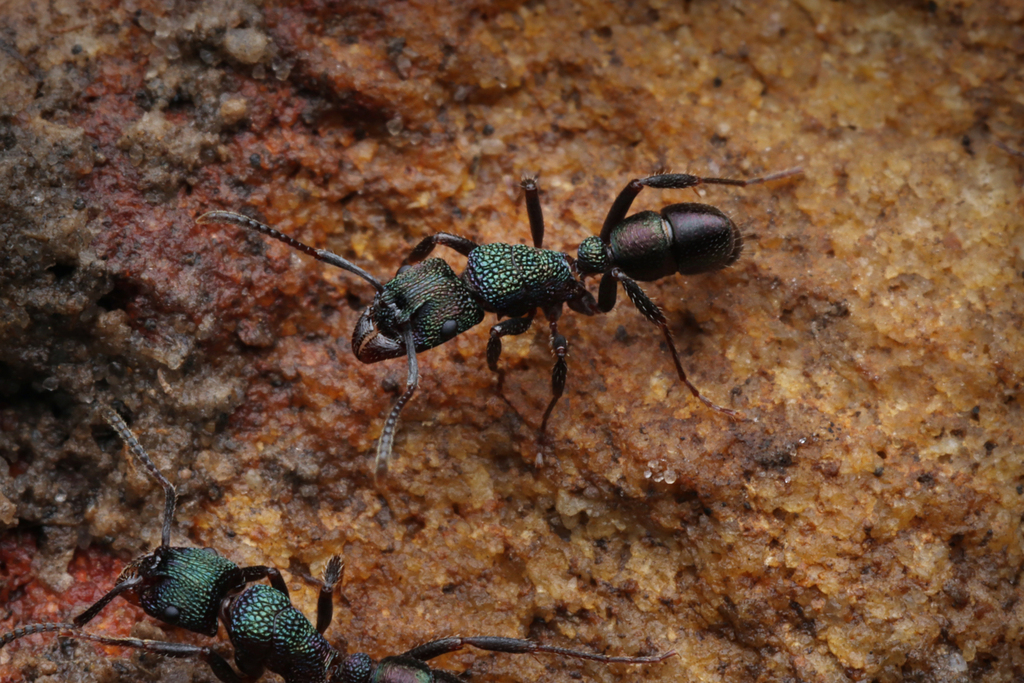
[[1, 1, 1022, 681]]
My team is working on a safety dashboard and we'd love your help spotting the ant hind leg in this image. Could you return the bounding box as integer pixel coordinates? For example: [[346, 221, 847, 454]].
[[539, 319, 569, 435], [612, 269, 744, 421]]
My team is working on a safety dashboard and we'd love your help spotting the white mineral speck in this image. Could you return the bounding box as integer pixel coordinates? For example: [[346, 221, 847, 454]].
[[224, 28, 268, 65]]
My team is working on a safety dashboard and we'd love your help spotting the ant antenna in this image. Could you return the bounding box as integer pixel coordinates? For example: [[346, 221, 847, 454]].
[[197, 211, 385, 292], [101, 406, 176, 548], [374, 325, 419, 481]]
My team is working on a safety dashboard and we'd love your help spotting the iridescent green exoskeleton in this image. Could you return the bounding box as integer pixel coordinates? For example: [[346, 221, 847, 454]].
[[398, 205, 603, 442], [197, 209, 600, 479], [353, 258, 485, 361], [196, 167, 801, 477], [572, 169, 803, 419], [0, 407, 309, 640], [3, 552, 674, 683]]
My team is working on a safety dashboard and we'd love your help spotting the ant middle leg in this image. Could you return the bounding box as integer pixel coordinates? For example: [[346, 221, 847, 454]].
[[486, 314, 535, 394], [612, 269, 744, 420], [539, 316, 569, 434]]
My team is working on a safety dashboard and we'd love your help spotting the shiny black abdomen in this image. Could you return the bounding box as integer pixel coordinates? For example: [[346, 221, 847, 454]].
[[609, 203, 741, 281]]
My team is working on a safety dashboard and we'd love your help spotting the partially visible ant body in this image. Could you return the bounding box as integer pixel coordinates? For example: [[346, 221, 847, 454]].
[[2, 413, 675, 682], [0, 405, 322, 640], [199, 165, 799, 477]]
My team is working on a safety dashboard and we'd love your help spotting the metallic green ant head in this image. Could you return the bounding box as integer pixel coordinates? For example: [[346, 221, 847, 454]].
[[352, 258, 484, 363]]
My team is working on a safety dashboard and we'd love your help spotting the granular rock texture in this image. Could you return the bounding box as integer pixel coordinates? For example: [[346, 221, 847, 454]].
[[1, 1, 1022, 682]]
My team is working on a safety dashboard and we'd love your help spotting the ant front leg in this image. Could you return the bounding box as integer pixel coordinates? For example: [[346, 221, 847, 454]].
[[404, 233, 479, 266], [611, 268, 744, 421], [540, 313, 569, 434], [486, 314, 535, 394]]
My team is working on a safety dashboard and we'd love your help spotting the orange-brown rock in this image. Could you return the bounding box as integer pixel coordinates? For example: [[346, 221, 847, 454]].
[[1, 1, 1022, 682]]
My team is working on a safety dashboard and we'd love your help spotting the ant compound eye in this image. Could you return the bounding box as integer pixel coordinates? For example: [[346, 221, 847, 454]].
[[440, 319, 459, 341], [163, 605, 180, 622]]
